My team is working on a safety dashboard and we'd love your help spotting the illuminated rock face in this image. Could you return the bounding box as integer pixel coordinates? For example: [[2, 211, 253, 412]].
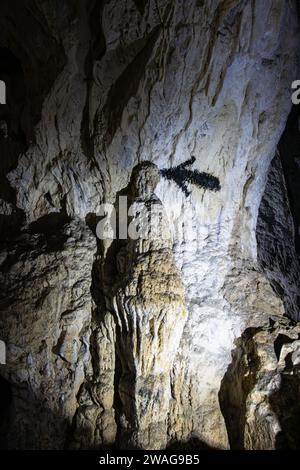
[[0, 0, 300, 449]]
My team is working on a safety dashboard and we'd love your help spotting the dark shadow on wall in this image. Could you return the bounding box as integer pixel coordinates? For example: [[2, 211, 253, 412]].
[[133, 0, 148, 16], [0, 48, 27, 237], [80, 0, 106, 170], [0, 374, 12, 449], [0, 375, 73, 450], [161, 156, 221, 197], [256, 102, 300, 320], [0, 0, 66, 136], [278, 105, 300, 255], [27, 205, 71, 252], [0, 1, 66, 239]]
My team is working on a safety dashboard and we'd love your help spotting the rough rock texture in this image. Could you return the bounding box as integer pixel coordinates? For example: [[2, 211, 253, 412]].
[[219, 316, 300, 450], [0, 219, 96, 449], [0, 0, 300, 450]]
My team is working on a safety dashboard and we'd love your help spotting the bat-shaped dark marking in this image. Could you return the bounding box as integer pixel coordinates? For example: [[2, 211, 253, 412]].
[[160, 156, 221, 197]]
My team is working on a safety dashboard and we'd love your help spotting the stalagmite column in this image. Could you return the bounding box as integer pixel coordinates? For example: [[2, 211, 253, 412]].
[[112, 162, 187, 449]]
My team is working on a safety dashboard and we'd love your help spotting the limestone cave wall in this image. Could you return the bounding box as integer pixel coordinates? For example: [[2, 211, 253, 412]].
[[0, 0, 300, 450]]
